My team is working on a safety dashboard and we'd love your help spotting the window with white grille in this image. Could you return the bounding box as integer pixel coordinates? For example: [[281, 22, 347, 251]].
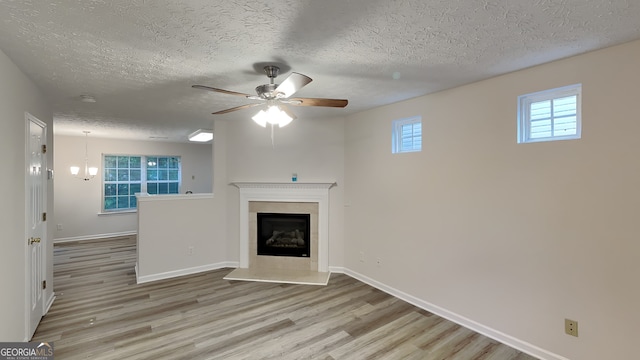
[[103, 155, 181, 212], [392, 116, 422, 153], [518, 84, 581, 143]]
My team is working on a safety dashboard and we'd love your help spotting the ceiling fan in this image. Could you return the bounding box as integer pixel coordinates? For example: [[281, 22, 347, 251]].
[[192, 65, 348, 126]]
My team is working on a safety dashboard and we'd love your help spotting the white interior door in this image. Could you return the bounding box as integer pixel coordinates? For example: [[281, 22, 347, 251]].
[[27, 113, 46, 339]]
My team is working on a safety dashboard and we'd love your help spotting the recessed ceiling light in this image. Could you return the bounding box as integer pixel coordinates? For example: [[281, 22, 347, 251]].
[[188, 129, 213, 142], [80, 95, 96, 103]]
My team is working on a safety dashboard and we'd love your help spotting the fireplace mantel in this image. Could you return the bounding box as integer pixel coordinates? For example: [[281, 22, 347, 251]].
[[232, 182, 336, 190], [231, 182, 335, 272]]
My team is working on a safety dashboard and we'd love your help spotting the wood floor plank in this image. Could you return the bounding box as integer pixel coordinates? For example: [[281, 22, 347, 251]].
[[32, 236, 538, 359]]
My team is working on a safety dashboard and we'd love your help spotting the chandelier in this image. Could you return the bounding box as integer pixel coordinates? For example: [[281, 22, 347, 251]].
[[70, 131, 98, 181]]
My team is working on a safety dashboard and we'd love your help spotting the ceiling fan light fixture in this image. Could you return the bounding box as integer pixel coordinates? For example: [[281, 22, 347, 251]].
[[193, 65, 347, 127], [188, 129, 213, 142], [265, 106, 287, 126], [252, 109, 268, 127], [253, 105, 294, 128], [276, 109, 293, 127]]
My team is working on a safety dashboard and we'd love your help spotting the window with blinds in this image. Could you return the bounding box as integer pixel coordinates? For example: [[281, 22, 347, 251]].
[[392, 116, 422, 153], [518, 84, 581, 143]]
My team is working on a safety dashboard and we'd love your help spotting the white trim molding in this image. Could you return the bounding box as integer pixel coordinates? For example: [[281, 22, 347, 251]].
[[136, 193, 214, 202], [339, 267, 569, 360], [136, 262, 237, 284], [54, 231, 137, 243], [231, 182, 336, 190], [231, 182, 336, 272], [44, 294, 56, 315]]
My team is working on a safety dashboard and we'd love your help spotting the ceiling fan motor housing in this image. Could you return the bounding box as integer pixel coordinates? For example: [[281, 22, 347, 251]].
[[255, 83, 282, 99]]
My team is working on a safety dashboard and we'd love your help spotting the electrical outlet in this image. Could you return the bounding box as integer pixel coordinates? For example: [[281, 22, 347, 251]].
[[56, 224, 63, 231], [376, 258, 381, 267], [565, 319, 578, 337], [187, 246, 194, 256], [359, 251, 365, 263]]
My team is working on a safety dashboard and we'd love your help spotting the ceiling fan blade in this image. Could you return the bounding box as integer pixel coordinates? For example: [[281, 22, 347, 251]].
[[212, 103, 262, 115], [275, 72, 312, 98], [192, 85, 251, 97], [288, 97, 348, 108]]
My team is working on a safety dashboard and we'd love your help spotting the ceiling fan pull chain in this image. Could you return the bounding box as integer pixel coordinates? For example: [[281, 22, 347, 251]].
[[271, 123, 275, 149]]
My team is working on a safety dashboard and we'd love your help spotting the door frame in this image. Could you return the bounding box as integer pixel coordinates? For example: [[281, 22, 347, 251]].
[[24, 112, 48, 340]]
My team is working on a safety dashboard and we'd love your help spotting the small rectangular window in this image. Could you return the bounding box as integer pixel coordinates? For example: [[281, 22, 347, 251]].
[[103, 155, 181, 212], [518, 84, 581, 143], [392, 116, 422, 153]]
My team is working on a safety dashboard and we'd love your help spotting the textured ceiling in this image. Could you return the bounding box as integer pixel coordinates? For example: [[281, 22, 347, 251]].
[[1, 0, 639, 142]]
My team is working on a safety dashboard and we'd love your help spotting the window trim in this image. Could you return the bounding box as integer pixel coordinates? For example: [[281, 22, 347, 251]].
[[392, 115, 422, 154], [517, 83, 582, 144]]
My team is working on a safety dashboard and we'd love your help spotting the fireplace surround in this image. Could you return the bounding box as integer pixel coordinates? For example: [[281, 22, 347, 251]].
[[232, 182, 335, 273]]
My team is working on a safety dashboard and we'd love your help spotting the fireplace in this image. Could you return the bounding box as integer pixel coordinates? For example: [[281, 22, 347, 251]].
[[232, 182, 335, 272], [257, 213, 310, 257]]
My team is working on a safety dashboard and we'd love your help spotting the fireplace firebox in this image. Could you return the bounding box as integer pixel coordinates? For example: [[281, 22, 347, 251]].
[[257, 213, 310, 257]]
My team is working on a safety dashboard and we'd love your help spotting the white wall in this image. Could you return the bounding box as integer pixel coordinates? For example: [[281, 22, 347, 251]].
[[0, 49, 54, 341], [221, 115, 345, 268], [53, 135, 212, 241], [343, 40, 640, 360], [136, 194, 227, 282], [133, 119, 229, 283]]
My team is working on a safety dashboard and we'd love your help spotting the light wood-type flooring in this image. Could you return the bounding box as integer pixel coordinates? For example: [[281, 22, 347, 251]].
[[33, 236, 537, 359]]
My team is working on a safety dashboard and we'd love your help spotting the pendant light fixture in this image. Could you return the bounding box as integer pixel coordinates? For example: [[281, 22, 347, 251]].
[[70, 131, 99, 181]]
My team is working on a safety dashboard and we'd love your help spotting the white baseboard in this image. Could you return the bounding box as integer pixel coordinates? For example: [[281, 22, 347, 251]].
[[136, 262, 237, 284], [225, 261, 240, 268], [25, 294, 56, 342], [44, 293, 56, 315], [339, 268, 568, 360], [54, 231, 137, 243]]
